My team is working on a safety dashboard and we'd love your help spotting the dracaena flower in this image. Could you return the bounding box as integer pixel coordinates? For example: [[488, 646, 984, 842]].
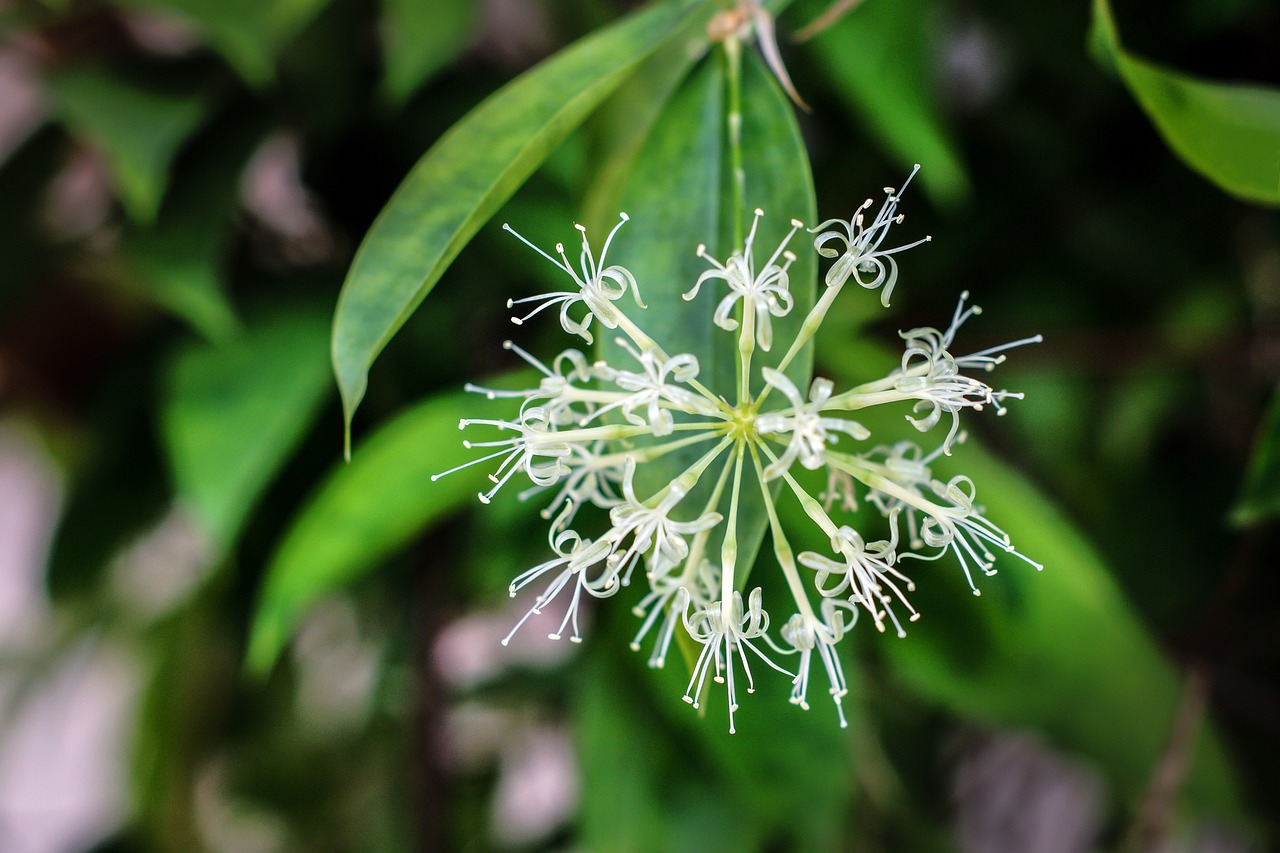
[[436, 176, 1041, 729], [797, 521, 919, 637], [757, 367, 870, 480], [778, 598, 860, 727], [504, 213, 644, 344], [680, 587, 790, 734], [683, 209, 802, 352], [811, 165, 932, 306]]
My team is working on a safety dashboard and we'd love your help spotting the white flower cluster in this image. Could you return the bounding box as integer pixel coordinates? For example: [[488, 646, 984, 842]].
[[435, 168, 1042, 731]]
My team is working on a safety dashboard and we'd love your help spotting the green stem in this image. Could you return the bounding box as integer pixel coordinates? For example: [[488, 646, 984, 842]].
[[755, 282, 842, 411], [748, 442, 818, 624], [724, 35, 746, 249], [720, 442, 746, 613], [678, 447, 739, 583]]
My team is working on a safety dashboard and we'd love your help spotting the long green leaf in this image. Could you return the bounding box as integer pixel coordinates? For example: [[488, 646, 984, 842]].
[[162, 305, 333, 551], [245, 386, 504, 674], [575, 47, 849, 848], [800, 0, 969, 207], [813, 337, 1244, 820], [332, 0, 700, 452], [1091, 0, 1280, 207], [601, 50, 817, 586], [898, 442, 1242, 815], [580, 6, 714, 235]]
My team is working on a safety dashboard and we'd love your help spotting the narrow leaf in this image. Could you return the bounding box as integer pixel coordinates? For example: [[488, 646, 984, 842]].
[[602, 50, 816, 582], [887, 438, 1244, 816], [246, 386, 508, 674], [1091, 0, 1280, 207], [575, 50, 848, 841], [800, 0, 970, 207], [813, 336, 1245, 818], [332, 0, 699, 451]]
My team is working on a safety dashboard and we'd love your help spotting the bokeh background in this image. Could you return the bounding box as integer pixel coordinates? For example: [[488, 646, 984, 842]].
[[0, 0, 1278, 850]]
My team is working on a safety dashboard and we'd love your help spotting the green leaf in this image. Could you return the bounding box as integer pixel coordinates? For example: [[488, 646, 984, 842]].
[[47, 67, 212, 222], [895, 441, 1242, 815], [579, 611, 859, 850], [580, 5, 714, 234], [111, 0, 334, 87], [573, 50, 848, 845], [1090, 0, 1280, 206], [815, 335, 1245, 818], [331, 0, 700, 452], [601, 49, 816, 585], [1231, 384, 1280, 526], [162, 305, 333, 552], [245, 385, 509, 674], [799, 0, 969, 207], [378, 0, 477, 107], [603, 59, 725, 392]]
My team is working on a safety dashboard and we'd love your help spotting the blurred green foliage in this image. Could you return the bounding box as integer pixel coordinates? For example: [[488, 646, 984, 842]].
[[1, 0, 1278, 851]]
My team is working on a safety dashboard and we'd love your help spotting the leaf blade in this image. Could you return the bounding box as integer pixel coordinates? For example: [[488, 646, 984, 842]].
[[801, 0, 970, 207], [332, 0, 700, 448], [245, 387, 498, 674], [1090, 0, 1280, 206], [814, 336, 1245, 818], [600, 50, 818, 584]]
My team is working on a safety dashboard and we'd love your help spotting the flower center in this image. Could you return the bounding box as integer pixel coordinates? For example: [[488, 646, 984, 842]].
[[726, 401, 760, 445]]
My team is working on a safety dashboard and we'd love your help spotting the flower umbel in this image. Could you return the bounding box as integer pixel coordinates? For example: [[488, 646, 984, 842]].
[[437, 173, 1041, 730]]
